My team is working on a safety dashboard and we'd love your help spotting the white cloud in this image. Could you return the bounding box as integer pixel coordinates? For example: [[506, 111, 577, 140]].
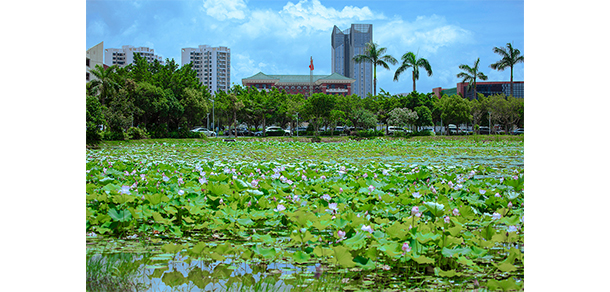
[[202, 0, 248, 21], [376, 15, 473, 56], [89, 20, 109, 36]]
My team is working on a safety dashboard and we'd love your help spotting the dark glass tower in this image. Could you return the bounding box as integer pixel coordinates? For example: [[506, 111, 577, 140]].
[[332, 24, 373, 98]]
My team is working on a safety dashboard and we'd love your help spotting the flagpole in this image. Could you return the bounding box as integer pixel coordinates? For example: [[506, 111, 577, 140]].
[[310, 56, 313, 97]]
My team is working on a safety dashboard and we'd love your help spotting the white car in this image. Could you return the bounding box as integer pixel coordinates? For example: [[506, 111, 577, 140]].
[[191, 127, 217, 137], [387, 126, 406, 135]]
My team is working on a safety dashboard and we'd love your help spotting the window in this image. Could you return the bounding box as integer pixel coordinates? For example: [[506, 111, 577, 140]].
[[86, 58, 90, 67], [86, 72, 90, 81]]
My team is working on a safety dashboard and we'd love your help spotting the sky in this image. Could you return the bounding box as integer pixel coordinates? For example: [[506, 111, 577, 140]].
[[86, 0, 524, 95]]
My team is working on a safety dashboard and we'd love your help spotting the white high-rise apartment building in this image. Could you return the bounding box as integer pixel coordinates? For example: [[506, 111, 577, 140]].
[[181, 45, 231, 94], [105, 45, 164, 67]]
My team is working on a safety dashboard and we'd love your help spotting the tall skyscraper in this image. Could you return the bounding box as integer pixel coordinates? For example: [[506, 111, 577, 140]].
[[104, 45, 164, 67], [331, 24, 373, 98], [181, 45, 231, 94]]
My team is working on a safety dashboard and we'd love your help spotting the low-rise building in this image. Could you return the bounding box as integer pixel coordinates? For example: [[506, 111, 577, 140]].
[[433, 81, 524, 99], [86, 41, 104, 82], [242, 72, 355, 97]]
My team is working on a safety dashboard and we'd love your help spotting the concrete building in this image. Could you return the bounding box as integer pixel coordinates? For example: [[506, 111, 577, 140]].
[[331, 24, 373, 98], [433, 81, 524, 99], [181, 45, 231, 94], [242, 72, 355, 97], [105, 45, 164, 68], [86, 41, 104, 82]]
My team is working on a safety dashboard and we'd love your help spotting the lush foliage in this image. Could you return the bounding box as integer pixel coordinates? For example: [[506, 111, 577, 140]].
[[87, 138, 524, 291]]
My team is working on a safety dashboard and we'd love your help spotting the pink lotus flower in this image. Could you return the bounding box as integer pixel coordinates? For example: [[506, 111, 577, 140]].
[[411, 206, 420, 216], [246, 201, 251, 207], [251, 179, 259, 188], [508, 225, 518, 233], [508, 201, 513, 208], [453, 208, 460, 216], [162, 174, 169, 182], [119, 185, 131, 195], [368, 185, 375, 192], [382, 169, 389, 176], [339, 187, 343, 193], [274, 204, 286, 212], [337, 230, 346, 239], [219, 198, 224, 205], [363, 173, 368, 178], [479, 189, 486, 195], [412, 192, 421, 198], [492, 212, 502, 220], [495, 193, 501, 198], [320, 175, 326, 180], [361, 225, 373, 233], [444, 216, 451, 224], [178, 190, 184, 196], [178, 177, 184, 185], [328, 203, 338, 211], [322, 194, 331, 201], [402, 242, 411, 253], [199, 177, 207, 184]]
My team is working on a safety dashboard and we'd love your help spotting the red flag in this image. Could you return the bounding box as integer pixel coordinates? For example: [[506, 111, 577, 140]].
[[309, 57, 314, 71]]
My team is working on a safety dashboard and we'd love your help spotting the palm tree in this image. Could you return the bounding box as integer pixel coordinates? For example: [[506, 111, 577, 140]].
[[393, 51, 433, 93], [490, 42, 524, 97], [352, 42, 397, 96], [457, 58, 488, 99], [89, 64, 120, 106]]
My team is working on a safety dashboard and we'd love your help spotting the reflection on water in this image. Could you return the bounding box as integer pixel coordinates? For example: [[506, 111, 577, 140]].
[[88, 252, 323, 292]]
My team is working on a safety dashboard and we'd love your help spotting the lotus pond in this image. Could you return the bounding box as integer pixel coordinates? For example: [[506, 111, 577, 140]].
[[86, 138, 524, 291]]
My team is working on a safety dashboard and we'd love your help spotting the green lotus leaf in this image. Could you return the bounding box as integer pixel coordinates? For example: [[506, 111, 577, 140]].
[[331, 245, 356, 267], [342, 232, 368, 250], [409, 254, 435, 265], [313, 245, 332, 258], [353, 256, 376, 270], [414, 232, 440, 244], [161, 243, 185, 253], [486, 278, 522, 292], [442, 246, 471, 258], [252, 244, 277, 260], [292, 250, 311, 263], [435, 267, 460, 277], [108, 208, 132, 222], [162, 270, 188, 287], [423, 201, 445, 218]]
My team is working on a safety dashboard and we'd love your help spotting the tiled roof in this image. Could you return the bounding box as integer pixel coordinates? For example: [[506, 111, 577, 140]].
[[243, 72, 355, 84]]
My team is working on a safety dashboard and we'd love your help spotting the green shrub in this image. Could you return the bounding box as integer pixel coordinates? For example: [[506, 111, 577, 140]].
[[357, 130, 384, 137], [126, 127, 149, 140], [412, 130, 435, 137], [103, 130, 126, 141]]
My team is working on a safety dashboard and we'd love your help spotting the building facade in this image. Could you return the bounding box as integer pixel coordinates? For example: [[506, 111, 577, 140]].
[[433, 81, 524, 99], [331, 24, 373, 98], [242, 72, 355, 97], [105, 45, 164, 68], [86, 41, 104, 82], [181, 45, 231, 94]]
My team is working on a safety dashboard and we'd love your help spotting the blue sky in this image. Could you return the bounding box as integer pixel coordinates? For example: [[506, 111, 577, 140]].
[[86, 0, 524, 95]]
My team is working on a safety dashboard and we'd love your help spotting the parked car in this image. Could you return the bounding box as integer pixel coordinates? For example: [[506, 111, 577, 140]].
[[255, 126, 290, 137], [448, 124, 459, 135], [190, 127, 217, 137], [230, 127, 253, 136], [387, 126, 406, 135], [511, 128, 524, 135], [478, 126, 490, 135]]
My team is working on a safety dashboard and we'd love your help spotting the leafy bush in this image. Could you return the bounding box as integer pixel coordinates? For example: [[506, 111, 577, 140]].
[[126, 127, 149, 140], [357, 130, 384, 137], [412, 129, 435, 137], [103, 130, 126, 141]]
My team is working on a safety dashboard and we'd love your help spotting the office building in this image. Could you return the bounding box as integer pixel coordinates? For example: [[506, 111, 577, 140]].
[[242, 72, 355, 97], [105, 45, 164, 68], [86, 41, 104, 82], [181, 45, 231, 94], [433, 81, 524, 99], [331, 24, 373, 98]]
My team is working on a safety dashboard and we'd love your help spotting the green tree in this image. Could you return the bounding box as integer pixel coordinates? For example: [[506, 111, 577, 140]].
[[457, 58, 488, 99], [304, 93, 337, 135], [180, 88, 210, 129], [89, 64, 120, 105], [393, 52, 433, 93], [488, 94, 523, 133], [227, 93, 245, 138], [352, 42, 398, 96], [439, 94, 472, 135], [414, 105, 433, 131], [469, 93, 488, 133], [490, 42, 524, 97], [86, 94, 105, 145], [387, 108, 418, 131]]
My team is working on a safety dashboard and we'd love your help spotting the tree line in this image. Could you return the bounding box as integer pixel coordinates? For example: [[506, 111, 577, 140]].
[[86, 44, 524, 144]]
